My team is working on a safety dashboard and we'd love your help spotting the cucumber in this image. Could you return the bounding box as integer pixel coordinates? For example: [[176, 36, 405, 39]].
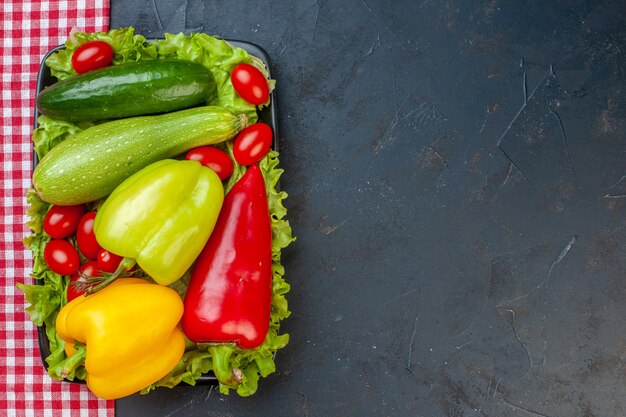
[[33, 106, 247, 205], [36, 60, 217, 121]]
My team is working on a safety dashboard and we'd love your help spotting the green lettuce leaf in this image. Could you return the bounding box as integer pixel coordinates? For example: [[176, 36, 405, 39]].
[[46, 27, 158, 80], [32, 116, 93, 160], [15, 282, 59, 327]]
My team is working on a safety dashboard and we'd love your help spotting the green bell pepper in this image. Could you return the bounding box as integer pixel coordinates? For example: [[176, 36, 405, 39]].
[[93, 159, 224, 286]]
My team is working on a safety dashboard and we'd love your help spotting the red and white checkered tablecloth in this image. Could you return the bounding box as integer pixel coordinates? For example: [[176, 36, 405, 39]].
[[0, 1, 113, 416]]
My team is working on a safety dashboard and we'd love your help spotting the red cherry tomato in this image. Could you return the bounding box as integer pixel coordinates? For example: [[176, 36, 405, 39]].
[[78, 260, 100, 278], [231, 63, 270, 105], [67, 261, 100, 302], [76, 212, 102, 259], [233, 123, 273, 166], [44, 239, 80, 276], [71, 41, 114, 74], [97, 249, 123, 273], [185, 146, 234, 180], [43, 204, 84, 239]]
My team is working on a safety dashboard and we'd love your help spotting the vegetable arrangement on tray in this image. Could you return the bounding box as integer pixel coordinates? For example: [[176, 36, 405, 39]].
[[18, 27, 294, 400]]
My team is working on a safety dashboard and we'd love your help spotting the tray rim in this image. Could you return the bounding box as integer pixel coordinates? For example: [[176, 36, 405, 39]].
[[32, 37, 279, 386]]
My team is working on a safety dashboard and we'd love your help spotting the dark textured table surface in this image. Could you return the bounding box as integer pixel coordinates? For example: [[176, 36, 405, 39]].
[[111, 1, 626, 416]]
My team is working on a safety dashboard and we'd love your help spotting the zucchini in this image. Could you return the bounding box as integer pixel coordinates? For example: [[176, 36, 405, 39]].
[[33, 106, 247, 205], [36, 60, 217, 121]]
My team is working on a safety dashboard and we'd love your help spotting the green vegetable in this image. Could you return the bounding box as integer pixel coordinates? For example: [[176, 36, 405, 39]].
[[21, 27, 293, 397], [33, 106, 246, 205], [37, 60, 217, 121], [94, 159, 224, 287]]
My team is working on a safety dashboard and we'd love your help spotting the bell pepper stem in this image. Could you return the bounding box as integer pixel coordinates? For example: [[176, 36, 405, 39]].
[[49, 343, 86, 380], [208, 344, 242, 387], [61, 344, 87, 379], [87, 257, 136, 294]]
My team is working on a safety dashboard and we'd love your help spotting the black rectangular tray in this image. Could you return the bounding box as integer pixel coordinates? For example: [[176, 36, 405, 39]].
[[33, 38, 278, 385]]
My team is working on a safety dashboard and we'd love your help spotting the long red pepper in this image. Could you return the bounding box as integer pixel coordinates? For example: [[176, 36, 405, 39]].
[[182, 165, 272, 349]]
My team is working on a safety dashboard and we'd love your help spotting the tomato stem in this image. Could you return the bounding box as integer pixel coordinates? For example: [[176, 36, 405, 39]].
[[238, 113, 248, 129], [71, 257, 137, 295]]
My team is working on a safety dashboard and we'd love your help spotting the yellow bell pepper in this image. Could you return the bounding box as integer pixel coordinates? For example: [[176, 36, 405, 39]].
[[56, 278, 185, 399]]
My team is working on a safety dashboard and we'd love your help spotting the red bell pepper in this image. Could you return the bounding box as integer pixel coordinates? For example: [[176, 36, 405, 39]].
[[182, 165, 272, 349]]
